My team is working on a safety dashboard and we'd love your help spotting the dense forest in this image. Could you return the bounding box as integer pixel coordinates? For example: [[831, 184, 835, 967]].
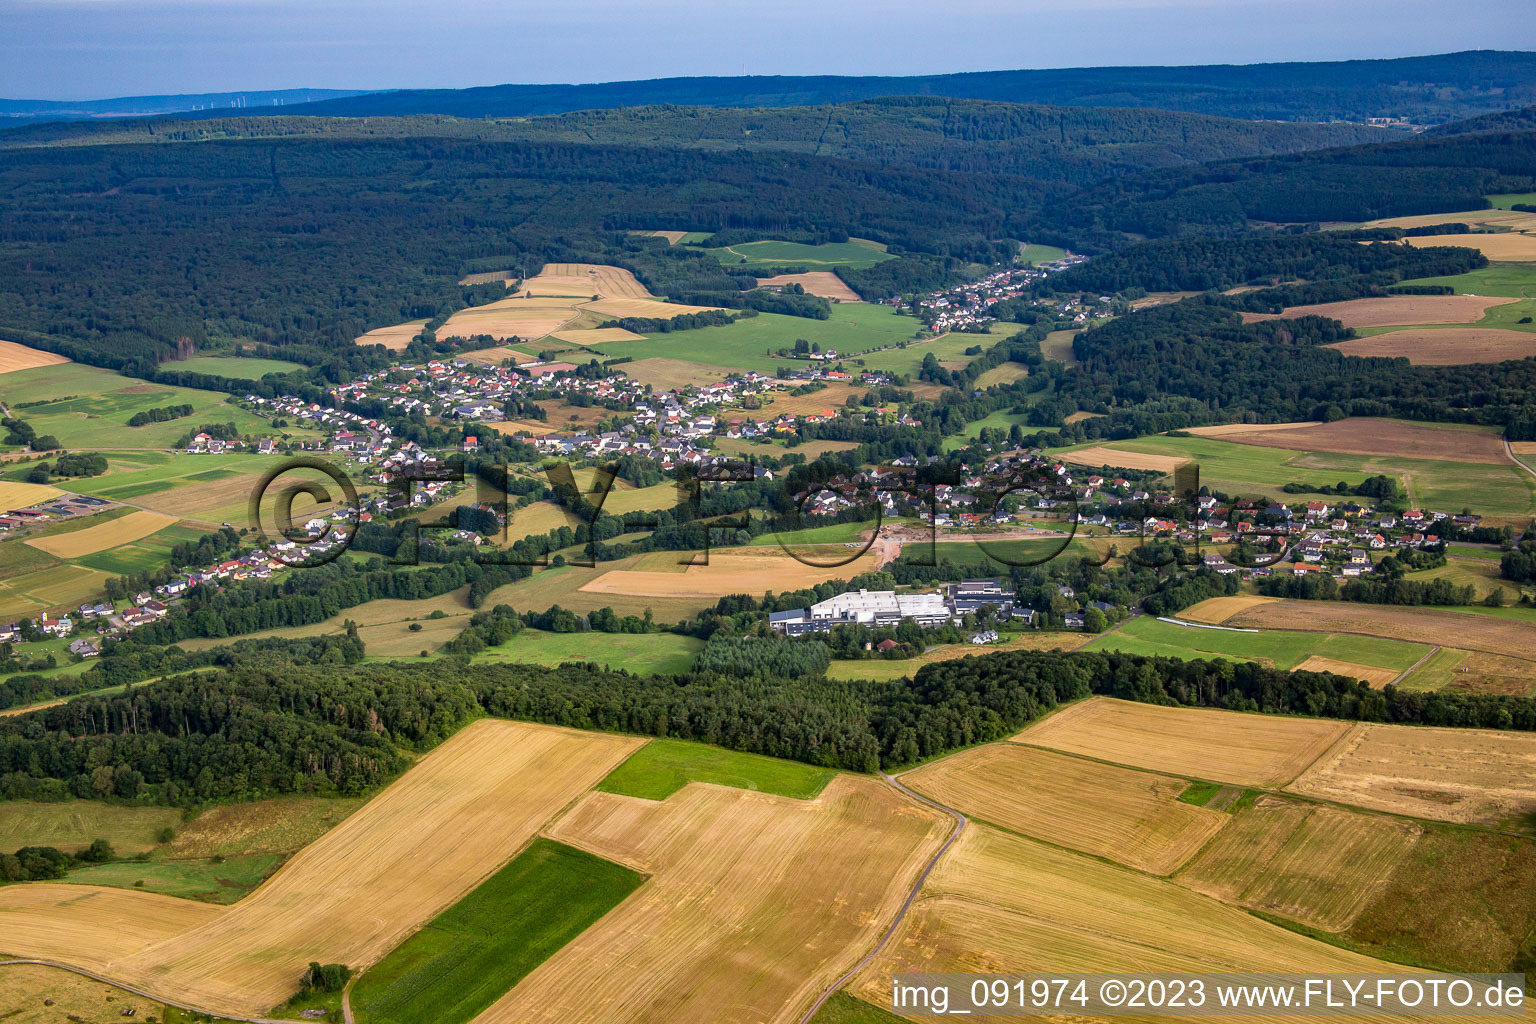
[[2, 644, 1531, 806]]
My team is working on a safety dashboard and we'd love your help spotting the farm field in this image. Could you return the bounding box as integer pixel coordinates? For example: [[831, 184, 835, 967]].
[[972, 361, 1030, 387], [1039, 328, 1080, 365], [0, 559, 113, 619], [1396, 262, 1536, 298], [1216, 599, 1536, 660], [166, 794, 367, 860], [597, 738, 836, 801], [847, 824, 1411, 1012], [902, 743, 1226, 874], [1019, 242, 1069, 265], [0, 800, 181, 854], [0, 479, 64, 506], [941, 407, 1031, 451], [168, 355, 306, 377], [1405, 232, 1536, 260], [824, 631, 1093, 681], [1404, 647, 1536, 696], [356, 319, 427, 350], [1018, 696, 1350, 788], [705, 239, 893, 269], [1242, 293, 1517, 327], [577, 543, 886, 605], [0, 339, 70, 374], [1051, 426, 1534, 516], [1342, 825, 1536, 972], [476, 558, 725, 622], [63, 854, 285, 904], [615, 304, 946, 376], [1288, 722, 1536, 827], [714, 436, 859, 460], [1175, 795, 1420, 930], [351, 838, 643, 1024], [480, 776, 946, 1024], [0, 963, 164, 1023], [755, 271, 863, 301], [0, 720, 647, 1016], [0, 363, 279, 449], [176, 585, 478, 658], [24, 507, 177, 557], [1330, 328, 1536, 363], [470, 627, 703, 675], [1083, 614, 1431, 678]]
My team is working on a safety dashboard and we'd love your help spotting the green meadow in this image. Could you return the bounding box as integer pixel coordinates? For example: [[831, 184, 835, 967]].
[[0, 363, 281, 448], [1019, 243, 1069, 265], [63, 854, 282, 903], [1085, 615, 1430, 672], [618, 303, 966, 375], [705, 239, 894, 269], [1046, 432, 1536, 516], [169, 355, 306, 377], [470, 628, 703, 676], [1396, 262, 1536, 298], [1486, 193, 1536, 210], [942, 408, 1032, 451], [351, 839, 642, 1024], [597, 738, 836, 801]]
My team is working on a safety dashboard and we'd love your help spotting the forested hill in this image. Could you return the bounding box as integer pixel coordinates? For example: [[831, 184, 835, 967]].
[[1042, 127, 1536, 243], [0, 100, 1388, 182], [1427, 104, 1536, 136], [179, 51, 1536, 124]]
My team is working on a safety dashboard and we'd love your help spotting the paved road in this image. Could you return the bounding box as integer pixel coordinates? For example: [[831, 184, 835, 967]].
[[795, 769, 969, 1024]]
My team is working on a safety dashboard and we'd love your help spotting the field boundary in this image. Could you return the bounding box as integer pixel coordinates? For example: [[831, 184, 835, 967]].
[[795, 772, 967, 1024]]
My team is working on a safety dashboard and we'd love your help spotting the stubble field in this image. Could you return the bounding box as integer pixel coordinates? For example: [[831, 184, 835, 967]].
[[478, 776, 946, 1024], [1287, 723, 1536, 827], [1241, 293, 1517, 327], [0, 721, 645, 1015], [1017, 697, 1349, 788], [901, 743, 1226, 874]]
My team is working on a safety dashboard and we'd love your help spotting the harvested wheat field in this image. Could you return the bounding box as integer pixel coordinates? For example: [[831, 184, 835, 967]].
[[1226, 600, 1536, 660], [1369, 208, 1536, 233], [478, 776, 947, 1024], [1331, 328, 1536, 365], [517, 262, 650, 299], [25, 508, 177, 557], [14, 721, 646, 1016], [1177, 796, 1420, 931], [1058, 445, 1186, 473], [1181, 594, 1282, 624], [902, 744, 1226, 874], [1185, 417, 1512, 464], [0, 884, 225, 978], [1018, 697, 1349, 788], [457, 269, 516, 286], [0, 480, 64, 507], [619, 357, 736, 389], [1405, 233, 1536, 261], [580, 544, 884, 600], [438, 297, 580, 342], [355, 320, 427, 351], [0, 340, 70, 374], [1288, 722, 1536, 827], [584, 296, 723, 319], [1242, 294, 1516, 328], [551, 326, 644, 344], [457, 345, 536, 366], [755, 271, 862, 301], [848, 825, 1420, 1019], [1293, 655, 1402, 687]]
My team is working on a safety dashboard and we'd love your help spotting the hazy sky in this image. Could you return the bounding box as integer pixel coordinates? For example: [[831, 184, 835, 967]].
[[4, 0, 1536, 101]]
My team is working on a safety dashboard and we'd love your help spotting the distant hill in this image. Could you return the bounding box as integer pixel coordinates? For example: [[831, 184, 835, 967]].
[[0, 99, 1388, 185], [194, 51, 1536, 124], [0, 89, 371, 126], [1427, 105, 1536, 136]]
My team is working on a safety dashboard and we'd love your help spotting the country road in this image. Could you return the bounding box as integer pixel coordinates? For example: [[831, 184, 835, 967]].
[[795, 768, 969, 1024]]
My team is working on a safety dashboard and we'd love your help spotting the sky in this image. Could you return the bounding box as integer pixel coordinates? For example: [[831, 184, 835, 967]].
[[4, 0, 1536, 101]]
